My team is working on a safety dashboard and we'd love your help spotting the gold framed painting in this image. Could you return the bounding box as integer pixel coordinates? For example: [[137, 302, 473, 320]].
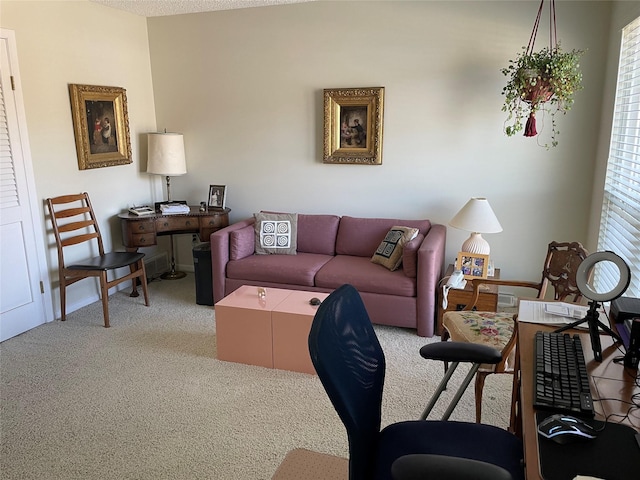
[[457, 252, 490, 280], [323, 87, 384, 165], [68, 84, 132, 170]]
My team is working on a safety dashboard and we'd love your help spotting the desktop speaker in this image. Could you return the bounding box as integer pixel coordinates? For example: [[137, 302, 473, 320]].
[[623, 318, 640, 369]]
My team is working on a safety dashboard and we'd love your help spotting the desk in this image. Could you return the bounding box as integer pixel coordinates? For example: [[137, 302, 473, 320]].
[[118, 207, 230, 250], [516, 321, 640, 480]]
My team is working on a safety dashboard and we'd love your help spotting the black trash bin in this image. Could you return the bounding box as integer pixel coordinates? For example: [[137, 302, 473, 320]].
[[193, 243, 214, 306]]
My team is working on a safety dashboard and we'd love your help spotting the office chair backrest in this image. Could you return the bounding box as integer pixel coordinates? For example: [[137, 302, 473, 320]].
[[539, 241, 588, 302], [309, 284, 385, 480]]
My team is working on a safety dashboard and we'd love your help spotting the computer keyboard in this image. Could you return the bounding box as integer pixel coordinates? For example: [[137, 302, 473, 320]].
[[533, 331, 595, 417]]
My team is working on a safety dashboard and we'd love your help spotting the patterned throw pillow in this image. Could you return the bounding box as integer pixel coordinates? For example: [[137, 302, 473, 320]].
[[254, 212, 298, 255], [371, 226, 419, 271]]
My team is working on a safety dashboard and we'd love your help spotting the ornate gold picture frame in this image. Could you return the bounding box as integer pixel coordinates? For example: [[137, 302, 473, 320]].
[[323, 87, 384, 165], [68, 84, 132, 170]]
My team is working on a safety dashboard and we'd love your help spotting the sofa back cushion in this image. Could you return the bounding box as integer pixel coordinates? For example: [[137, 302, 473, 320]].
[[336, 216, 431, 257], [296, 214, 341, 255]]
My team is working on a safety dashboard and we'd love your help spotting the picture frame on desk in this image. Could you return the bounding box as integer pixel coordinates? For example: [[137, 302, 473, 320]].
[[457, 252, 489, 280], [208, 185, 226, 209]]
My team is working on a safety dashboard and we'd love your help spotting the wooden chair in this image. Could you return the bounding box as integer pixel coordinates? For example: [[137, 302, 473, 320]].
[[46, 192, 150, 327], [437, 241, 588, 423]]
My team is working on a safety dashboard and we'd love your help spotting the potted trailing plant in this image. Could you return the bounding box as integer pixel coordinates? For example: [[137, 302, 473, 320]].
[[501, 45, 584, 147]]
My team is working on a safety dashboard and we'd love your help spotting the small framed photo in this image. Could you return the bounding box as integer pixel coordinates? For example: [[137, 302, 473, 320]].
[[457, 252, 489, 280], [68, 84, 132, 170], [208, 185, 226, 209]]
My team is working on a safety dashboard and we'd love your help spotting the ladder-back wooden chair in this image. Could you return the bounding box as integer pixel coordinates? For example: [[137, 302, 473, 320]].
[[435, 241, 588, 423], [46, 192, 150, 327]]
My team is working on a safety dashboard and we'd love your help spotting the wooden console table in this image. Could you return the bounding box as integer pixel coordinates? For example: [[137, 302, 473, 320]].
[[118, 207, 230, 250]]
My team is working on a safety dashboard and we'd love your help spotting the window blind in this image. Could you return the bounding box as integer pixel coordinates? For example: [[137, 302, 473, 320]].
[[596, 16, 640, 298]]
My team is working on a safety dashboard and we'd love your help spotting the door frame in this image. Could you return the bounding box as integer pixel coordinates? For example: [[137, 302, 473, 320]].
[[1, 28, 54, 332]]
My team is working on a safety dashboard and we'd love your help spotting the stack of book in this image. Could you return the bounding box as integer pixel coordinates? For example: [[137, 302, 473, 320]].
[[160, 203, 190, 215]]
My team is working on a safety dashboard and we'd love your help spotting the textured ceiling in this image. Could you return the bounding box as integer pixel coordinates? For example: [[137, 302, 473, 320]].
[[90, 0, 316, 17]]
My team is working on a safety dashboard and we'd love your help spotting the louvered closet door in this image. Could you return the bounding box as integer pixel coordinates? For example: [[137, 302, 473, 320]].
[[0, 30, 50, 341]]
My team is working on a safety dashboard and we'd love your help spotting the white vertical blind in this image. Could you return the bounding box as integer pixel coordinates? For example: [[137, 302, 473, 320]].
[[597, 16, 640, 298]]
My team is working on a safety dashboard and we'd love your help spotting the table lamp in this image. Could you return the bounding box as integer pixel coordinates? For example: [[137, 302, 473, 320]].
[[449, 197, 502, 255], [147, 131, 187, 280], [147, 132, 186, 202]]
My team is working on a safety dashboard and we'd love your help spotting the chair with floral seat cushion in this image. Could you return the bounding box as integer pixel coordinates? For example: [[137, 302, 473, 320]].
[[437, 241, 588, 424]]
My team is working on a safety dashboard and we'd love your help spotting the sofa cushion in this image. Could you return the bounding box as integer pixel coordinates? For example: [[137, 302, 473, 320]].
[[230, 225, 255, 260], [227, 253, 333, 287], [297, 214, 340, 255], [315, 255, 416, 297], [336, 216, 431, 257], [371, 226, 419, 271], [402, 233, 424, 278], [254, 212, 298, 255]]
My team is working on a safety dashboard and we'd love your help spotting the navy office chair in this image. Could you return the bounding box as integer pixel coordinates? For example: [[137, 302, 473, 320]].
[[308, 284, 524, 480]]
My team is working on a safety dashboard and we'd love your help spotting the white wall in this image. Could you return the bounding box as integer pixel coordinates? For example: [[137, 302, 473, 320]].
[[147, 0, 612, 280], [2, 0, 638, 321], [0, 0, 160, 316]]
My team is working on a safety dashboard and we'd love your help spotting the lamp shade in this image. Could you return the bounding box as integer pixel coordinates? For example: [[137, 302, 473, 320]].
[[449, 197, 503, 234], [147, 132, 186, 175], [450, 197, 502, 255]]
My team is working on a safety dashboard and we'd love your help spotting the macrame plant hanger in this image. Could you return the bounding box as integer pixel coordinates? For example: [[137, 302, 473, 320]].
[[523, 0, 558, 137]]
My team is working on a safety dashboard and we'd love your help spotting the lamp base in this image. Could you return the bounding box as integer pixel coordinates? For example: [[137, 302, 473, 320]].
[[161, 270, 187, 280], [162, 233, 186, 280], [461, 232, 490, 255]]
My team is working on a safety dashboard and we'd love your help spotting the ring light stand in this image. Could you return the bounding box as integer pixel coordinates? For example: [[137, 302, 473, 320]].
[[554, 251, 631, 362]]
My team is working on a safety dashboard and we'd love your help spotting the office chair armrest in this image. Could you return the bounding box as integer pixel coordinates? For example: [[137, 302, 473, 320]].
[[391, 454, 513, 480], [419, 341, 502, 365]]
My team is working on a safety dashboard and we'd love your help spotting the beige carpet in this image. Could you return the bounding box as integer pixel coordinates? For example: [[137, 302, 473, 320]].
[[0, 274, 512, 479]]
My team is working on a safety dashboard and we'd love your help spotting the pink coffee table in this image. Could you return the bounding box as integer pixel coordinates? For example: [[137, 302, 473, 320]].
[[214, 285, 329, 374], [272, 290, 329, 374]]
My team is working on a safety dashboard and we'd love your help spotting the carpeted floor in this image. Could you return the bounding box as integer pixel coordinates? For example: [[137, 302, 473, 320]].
[[0, 275, 513, 479]]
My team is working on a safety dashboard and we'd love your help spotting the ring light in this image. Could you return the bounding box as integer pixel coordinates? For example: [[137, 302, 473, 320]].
[[576, 251, 630, 302], [556, 251, 630, 362]]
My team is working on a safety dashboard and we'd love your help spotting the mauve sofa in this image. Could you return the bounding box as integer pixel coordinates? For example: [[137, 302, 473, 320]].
[[210, 214, 446, 337]]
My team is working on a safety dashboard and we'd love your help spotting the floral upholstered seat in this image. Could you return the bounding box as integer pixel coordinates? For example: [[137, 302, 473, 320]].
[[438, 241, 589, 424], [442, 311, 517, 371]]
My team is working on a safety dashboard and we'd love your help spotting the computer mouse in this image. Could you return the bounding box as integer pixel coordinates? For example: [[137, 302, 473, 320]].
[[537, 413, 598, 444], [309, 297, 322, 306]]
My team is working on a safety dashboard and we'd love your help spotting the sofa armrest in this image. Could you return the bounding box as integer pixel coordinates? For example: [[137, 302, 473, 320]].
[[211, 217, 255, 303], [416, 224, 447, 337]]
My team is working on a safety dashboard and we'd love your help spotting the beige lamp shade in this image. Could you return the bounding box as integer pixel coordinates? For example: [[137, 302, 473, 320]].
[[147, 132, 186, 176], [449, 197, 502, 255]]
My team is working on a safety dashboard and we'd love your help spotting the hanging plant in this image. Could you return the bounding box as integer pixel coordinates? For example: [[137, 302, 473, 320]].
[[500, 0, 584, 148]]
